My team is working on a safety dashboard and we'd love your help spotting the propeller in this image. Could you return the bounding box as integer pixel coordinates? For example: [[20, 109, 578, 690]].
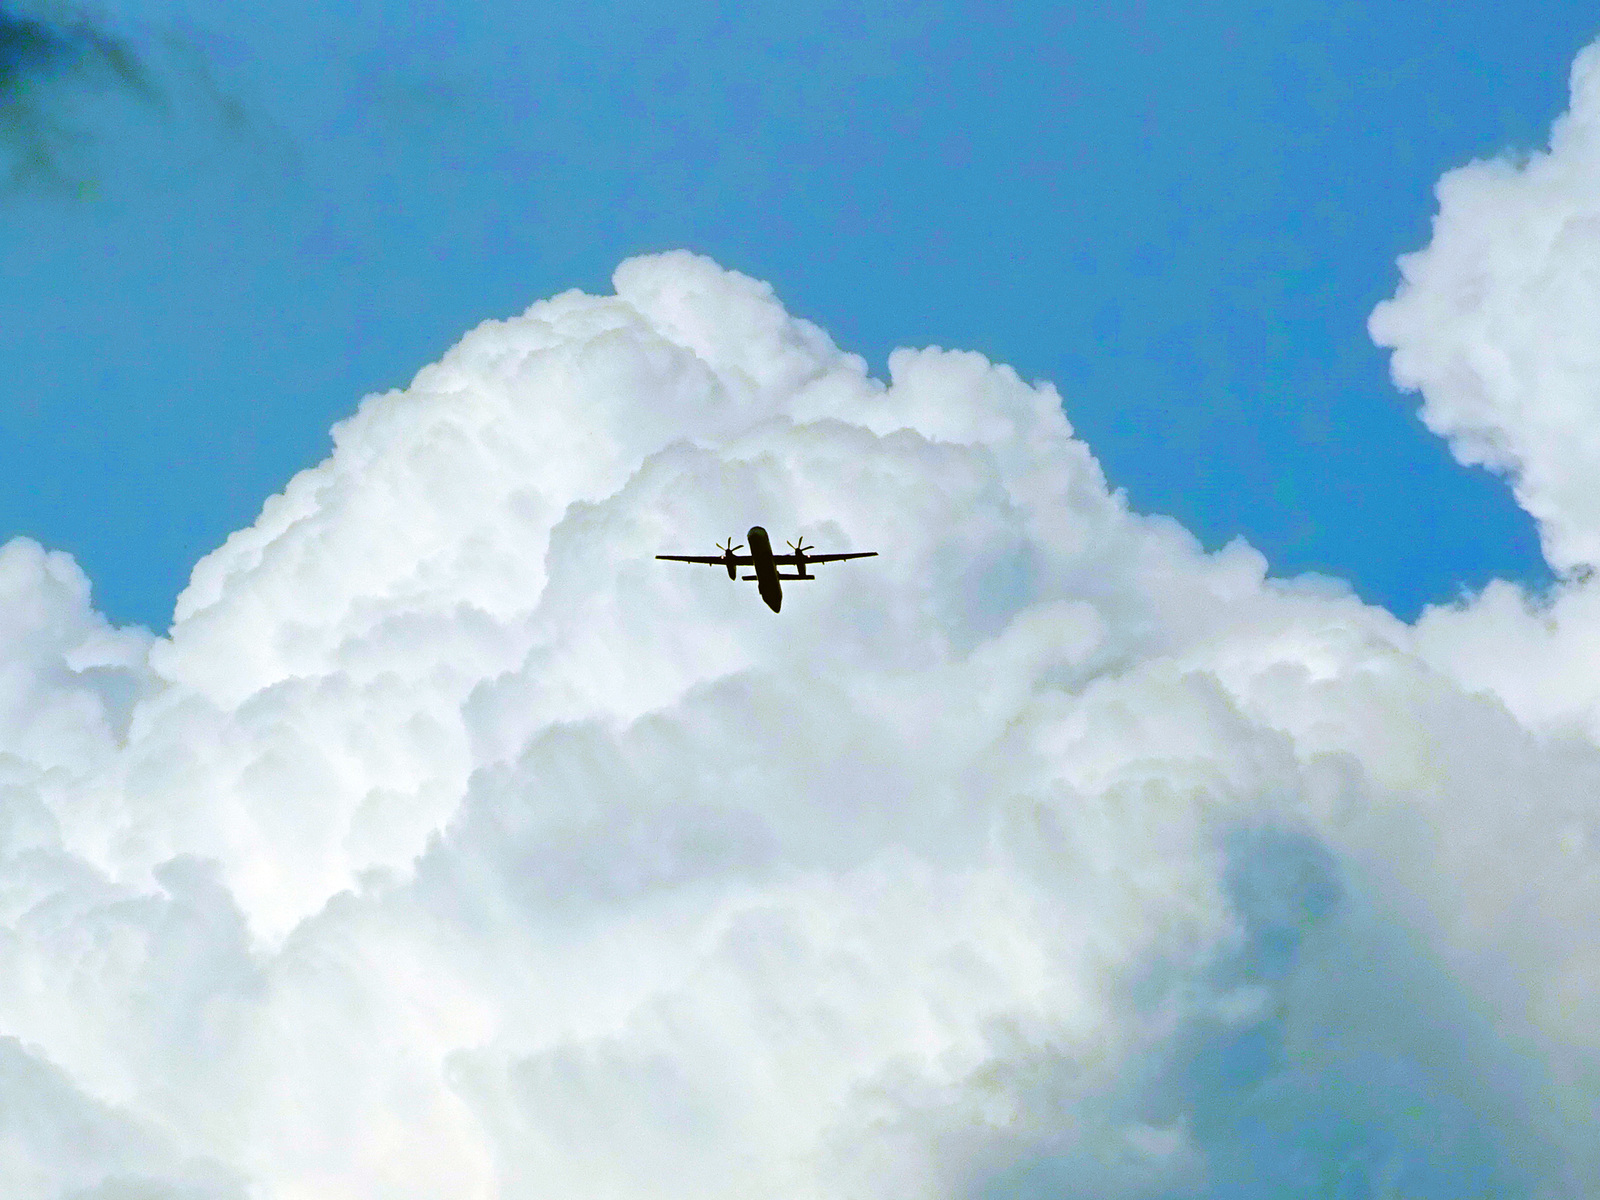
[[717, 537, 744, 556], [718, 536, 744, 579], [786, 539, 813, 555]]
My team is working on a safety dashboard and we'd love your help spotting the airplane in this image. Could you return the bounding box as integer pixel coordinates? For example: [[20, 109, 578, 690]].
[[657, 525, 877, 612]]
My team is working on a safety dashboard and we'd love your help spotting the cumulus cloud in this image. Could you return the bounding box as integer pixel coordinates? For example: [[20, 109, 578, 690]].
[[1372, 42, 1600, 580], [7, 71, 1600, 1190], [1374, 42, 1600, 747]]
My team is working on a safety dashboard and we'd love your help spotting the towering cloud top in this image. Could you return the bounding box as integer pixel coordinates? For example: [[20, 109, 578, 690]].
[[1372, 43, 1600, 578], [3, 117, 1600, 1197]]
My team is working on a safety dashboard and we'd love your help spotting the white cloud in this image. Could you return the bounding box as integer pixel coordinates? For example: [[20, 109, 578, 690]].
[[2, 133, 1600, 1195], [1371, 41, 1600, 752], [1371, 43, 1600, 579]]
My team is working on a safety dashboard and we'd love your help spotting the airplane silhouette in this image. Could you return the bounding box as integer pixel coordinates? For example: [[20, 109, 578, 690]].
[[657, 525, 877, 612]]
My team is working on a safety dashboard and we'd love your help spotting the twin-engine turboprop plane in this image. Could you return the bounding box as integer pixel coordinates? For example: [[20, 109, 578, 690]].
[[657, 526, 877, 612]]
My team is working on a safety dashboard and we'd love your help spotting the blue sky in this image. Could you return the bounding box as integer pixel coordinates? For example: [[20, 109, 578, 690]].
[[3, 0, 1597, 629]]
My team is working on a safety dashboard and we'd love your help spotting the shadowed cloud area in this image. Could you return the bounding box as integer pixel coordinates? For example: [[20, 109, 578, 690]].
[[6, 40, 1600, 1198]]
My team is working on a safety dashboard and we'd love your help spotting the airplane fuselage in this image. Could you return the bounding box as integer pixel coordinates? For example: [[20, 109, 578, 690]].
[[745, 525, 783, 612]]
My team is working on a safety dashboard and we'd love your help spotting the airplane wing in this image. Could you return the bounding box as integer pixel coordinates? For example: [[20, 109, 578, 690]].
[[656, 555, 756, 565], [770, 552, 878, 565]]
